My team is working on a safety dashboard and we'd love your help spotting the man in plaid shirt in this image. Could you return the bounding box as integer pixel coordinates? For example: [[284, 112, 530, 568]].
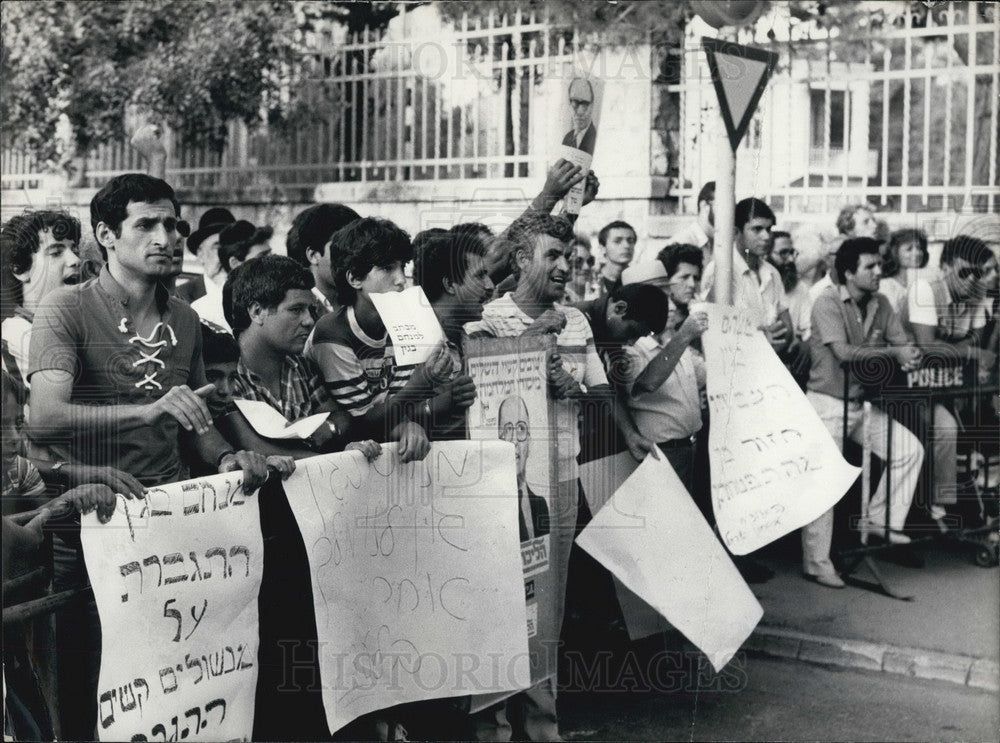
[[221, 254, 377, 461]]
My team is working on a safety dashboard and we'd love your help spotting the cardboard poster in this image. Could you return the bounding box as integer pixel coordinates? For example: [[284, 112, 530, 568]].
[[696, 302, 860, 554], [578, 451, 671, 640], [577, 452, 763, 672], [464, 334, 560, 709], [282, 443, 529, 734], [370, 285, 447, 366], [554, 73, 604, 215], [81, 472, 264, 742]]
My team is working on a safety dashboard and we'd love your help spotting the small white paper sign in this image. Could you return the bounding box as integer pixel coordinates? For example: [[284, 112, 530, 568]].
[[577, 451, 763, 672], [369, 285, 446, 366], [555, 145, 592, 216], [233, 399, 329, 440]]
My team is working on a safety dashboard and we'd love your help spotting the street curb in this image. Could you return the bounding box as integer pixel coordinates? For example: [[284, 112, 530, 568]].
[[745, 626, 1000, 692]]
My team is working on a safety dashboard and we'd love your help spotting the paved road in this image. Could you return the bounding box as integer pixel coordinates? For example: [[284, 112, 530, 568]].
[[557, 652, 999, 741]]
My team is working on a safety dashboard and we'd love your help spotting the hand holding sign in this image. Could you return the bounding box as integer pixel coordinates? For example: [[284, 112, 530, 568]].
[[369, 286, 446, 366]]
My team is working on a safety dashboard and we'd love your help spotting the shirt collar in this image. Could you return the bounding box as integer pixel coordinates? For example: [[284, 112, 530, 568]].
[[838, 284, 880, 311], [312, 286, 334, 312], [99, 265, 170, 312]]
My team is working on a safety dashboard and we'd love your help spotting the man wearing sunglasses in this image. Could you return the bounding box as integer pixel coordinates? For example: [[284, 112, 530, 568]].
[[906, 234, 998, 530]]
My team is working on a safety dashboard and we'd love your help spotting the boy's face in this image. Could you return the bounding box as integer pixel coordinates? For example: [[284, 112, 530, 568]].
[[204, 361, 239, 415], [360, 261, 406, 296], [19, 228, 81, 306]]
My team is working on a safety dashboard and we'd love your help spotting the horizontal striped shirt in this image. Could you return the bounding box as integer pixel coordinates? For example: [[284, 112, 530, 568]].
[[305, 305, 416, 419], [465, 293, 608, 481]]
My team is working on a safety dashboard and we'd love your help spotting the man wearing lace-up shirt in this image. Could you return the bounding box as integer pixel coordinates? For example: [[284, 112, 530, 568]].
[[27, 173, 269, 741], [29, 174, 268, 490]]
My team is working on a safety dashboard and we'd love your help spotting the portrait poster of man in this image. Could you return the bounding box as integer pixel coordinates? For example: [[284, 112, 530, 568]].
[[464, 334, 561, 703], [556, 73, 604, 214]]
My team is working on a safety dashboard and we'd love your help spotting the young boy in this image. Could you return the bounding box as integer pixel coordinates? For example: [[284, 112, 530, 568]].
[[305, 217, 430, 461]]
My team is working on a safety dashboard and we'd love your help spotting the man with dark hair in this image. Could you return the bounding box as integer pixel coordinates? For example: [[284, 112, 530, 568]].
[[805, 237, 924, 587], [905, 234, 998, 528], [1, 210, 82, 388], [306, 217, 430, 461], [221, 254, 378, 460], [285, 202, 362, 315], [407, 230, 490, 440], [667, 181, 715, 264], [561, 77, 597, 155], [702, 197, 793, 354], [811, 203, 879, 300], [596, 219, 636, 297], [465, 211, 610, 741], [176, 207, 236, 303], [573, 281, 670, 463], [219, 253, 382, 741], [27, 173, 268, 740]]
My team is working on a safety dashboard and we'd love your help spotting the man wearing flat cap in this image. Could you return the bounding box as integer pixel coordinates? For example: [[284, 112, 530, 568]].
[[175, 207, 235, 303]]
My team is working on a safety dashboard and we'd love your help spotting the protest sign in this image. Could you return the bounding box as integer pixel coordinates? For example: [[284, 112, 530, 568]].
[[697, 302, 860, 555], [578, 452, 670, 640], [81, 472, 263, 742], [370, 285, 446, 366], [553, 72, 604, 215], [577, 451, 763, 672], [464, 334, 561, 709], [283, 442, 529, 734], [233, 399, 329, 439], [556, 145, 592, 216]]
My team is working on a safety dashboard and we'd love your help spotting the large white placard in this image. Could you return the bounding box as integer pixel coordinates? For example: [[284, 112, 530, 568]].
[[578, 452, 670, 640], [697, 302, 860, 555], [369, 285, 446, 366], [577, 452, 762, 672], [82, 472, 264, 742], [282, 442, 530, 734]]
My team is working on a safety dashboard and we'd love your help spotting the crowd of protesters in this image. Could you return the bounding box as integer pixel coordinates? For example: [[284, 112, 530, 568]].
[[2, 156, 998, 741]]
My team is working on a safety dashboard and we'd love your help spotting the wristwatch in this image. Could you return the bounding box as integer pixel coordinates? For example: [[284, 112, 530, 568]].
[[51, 461, 67, 474]]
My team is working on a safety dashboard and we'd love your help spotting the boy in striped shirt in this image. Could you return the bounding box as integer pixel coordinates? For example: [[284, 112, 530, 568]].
[[305, 217, 430, 461]]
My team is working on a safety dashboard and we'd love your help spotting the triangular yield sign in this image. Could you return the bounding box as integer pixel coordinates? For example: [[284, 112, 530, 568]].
[[702, 38, 778, 151]]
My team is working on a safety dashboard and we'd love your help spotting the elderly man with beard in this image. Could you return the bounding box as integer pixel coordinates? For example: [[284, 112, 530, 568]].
[[768, 230, 812, 388]]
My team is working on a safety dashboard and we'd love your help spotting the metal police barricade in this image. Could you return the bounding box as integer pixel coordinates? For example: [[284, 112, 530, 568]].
[[835, 357, 999, 599]]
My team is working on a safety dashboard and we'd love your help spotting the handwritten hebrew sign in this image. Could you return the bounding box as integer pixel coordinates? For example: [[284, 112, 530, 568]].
[[369, 285, 447, 366], [697, 302, 860, 554], [577, 451, 763, 672], [81, 472, 263, 742], [464, 335, 562, 710], [282, 442, 529, 735]]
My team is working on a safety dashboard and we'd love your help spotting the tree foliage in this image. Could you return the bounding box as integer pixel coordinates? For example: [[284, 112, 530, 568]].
[[1, 0, 305, 163]]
